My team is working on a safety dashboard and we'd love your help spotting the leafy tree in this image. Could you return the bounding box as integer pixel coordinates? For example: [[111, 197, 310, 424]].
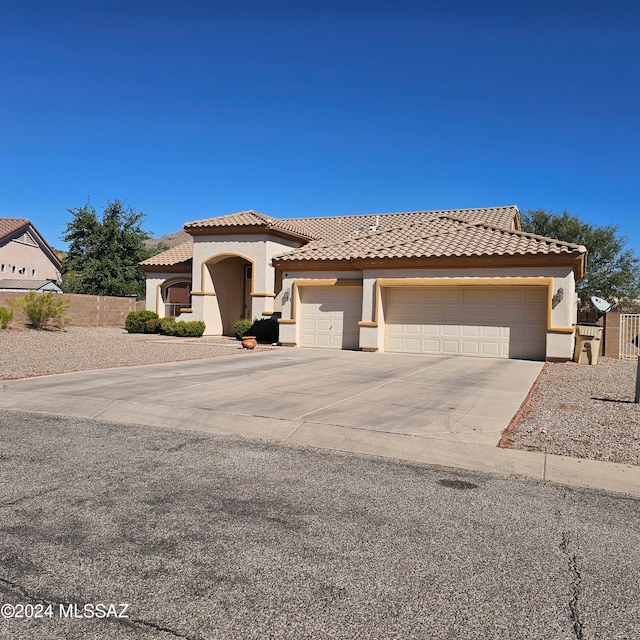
[[520, 209, 640, 308], [61, 200, 160, 299]]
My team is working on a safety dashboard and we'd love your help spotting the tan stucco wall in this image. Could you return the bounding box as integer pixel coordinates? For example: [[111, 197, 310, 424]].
[[0, 240, 61, 282]]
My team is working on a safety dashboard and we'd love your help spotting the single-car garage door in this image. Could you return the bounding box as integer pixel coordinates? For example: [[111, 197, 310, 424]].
[[384, 286, 547, 360], [299, 286, 362, 349]]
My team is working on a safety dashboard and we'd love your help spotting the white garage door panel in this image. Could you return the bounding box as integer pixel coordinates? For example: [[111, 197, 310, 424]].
[[384, 286, 547, 360], [299, 286, 362, 350]]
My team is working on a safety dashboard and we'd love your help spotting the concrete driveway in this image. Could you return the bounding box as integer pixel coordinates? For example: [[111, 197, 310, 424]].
[[0, 349, 544, 476]]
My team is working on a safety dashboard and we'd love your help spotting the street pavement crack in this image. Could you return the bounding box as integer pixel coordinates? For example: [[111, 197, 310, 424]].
[[560, 532, 584, 640]]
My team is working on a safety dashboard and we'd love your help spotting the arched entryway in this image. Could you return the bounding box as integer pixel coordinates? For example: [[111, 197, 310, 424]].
[[205, 255, 253, 335]]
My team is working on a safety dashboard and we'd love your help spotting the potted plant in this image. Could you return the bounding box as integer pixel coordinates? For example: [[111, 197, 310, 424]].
[[241, 335, 257, 349]]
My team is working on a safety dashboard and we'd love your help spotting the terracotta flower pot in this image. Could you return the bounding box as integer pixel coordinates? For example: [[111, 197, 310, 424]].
[[241, 336, 257, 350]]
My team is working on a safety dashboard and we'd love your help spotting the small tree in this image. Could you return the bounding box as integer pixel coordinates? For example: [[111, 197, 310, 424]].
[[13, 292, 70, 329]]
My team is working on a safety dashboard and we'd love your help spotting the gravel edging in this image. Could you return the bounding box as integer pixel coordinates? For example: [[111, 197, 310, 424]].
[[0, 326, 277, 379], [505, 357, 640, 466]]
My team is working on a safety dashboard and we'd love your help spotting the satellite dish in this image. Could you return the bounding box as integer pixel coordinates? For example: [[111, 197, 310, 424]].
[[591, 296, 613, 313]]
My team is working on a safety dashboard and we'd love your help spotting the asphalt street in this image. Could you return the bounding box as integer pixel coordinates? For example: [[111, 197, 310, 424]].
[[0, 409, 638, 640]]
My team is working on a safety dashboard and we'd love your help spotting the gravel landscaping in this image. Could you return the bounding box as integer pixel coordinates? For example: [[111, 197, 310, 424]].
[[0, 326, 277, 379], [506, 357, 640, 466]]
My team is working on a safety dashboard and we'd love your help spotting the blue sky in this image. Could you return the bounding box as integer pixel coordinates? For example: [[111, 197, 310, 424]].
[[1, 0, 639, 252]]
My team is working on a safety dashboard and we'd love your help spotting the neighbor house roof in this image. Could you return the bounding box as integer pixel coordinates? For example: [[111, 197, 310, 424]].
[[0, 218, 30, 240], [0, 279, 62, 291], [0, 218, 62, 270]]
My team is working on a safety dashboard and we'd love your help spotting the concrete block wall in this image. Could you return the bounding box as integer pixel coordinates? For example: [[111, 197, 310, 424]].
[[0, 291, 141, 327]]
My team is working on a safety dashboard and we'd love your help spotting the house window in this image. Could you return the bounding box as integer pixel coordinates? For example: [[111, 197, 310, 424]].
[[0, 264, 4, 272], [164, 281, 192, 317], [32, 269, 36, 276], [18, 267, 26, 275], [12, 266, 16, 273]]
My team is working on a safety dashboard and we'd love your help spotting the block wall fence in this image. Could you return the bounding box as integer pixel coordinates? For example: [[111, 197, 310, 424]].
[[0, 291, 145, 327]]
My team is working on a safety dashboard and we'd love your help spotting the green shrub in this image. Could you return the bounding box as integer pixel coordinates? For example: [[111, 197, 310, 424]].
[[0, 305, 13, 329], [13, 292, 70, 329], [159, 317, 205, 337], [144, 318, 161, 333], [159, 316, 177, 334], [126, 311, 205, 337], [249, 318, 279, 343], [233, 318, 254, 340], [125, 310, 159, 333]]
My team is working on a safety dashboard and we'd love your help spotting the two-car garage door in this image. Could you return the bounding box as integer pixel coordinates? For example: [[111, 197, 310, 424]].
[[384, 286, 547, 360], [297, 283, 547, 360]]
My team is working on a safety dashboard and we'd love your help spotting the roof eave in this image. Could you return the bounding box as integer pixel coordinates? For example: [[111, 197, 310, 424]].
[[274, 251, 586, 277], [185, 224, 311, 243], [273, 258, 359, 271], [139, 259, 193, 273]]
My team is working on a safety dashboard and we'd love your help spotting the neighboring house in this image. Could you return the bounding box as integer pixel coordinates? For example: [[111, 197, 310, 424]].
[[0, 279, 62, 292], [140, 206, 587, 361], [0, 218, 62, 287]]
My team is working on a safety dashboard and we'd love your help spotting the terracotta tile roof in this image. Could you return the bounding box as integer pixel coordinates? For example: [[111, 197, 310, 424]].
[[147, 205, 564, 268], [284, 205, 519, 242], [184, 210, 314, 239], [0, 218, 29, 241], [185, 210, 273, 229], [274, 216, 587, 263], [139, 240, 193, 266]]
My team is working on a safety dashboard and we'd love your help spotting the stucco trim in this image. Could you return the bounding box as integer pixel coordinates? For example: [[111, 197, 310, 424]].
[[278, 278, 363, 325]]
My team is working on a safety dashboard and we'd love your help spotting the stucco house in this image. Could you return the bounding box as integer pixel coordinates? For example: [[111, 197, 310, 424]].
[[140, 206, 587, 361], [0, 218, 62, 288]]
